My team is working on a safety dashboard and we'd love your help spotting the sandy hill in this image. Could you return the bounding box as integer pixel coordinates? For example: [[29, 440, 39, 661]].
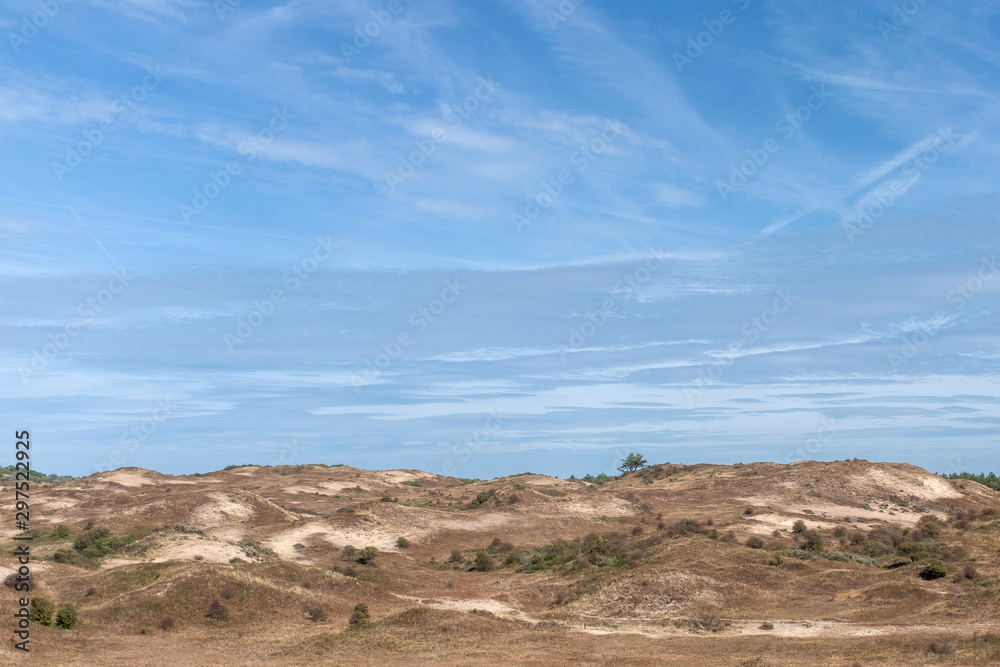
[[3, 460, 999, 666]]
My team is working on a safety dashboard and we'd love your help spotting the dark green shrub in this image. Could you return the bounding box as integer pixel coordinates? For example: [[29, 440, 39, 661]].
[[792, 520, 807, 533], [356, 546, 378, 565], [53, 525, 70, 540], [349, 603, 370, 626], [396, 537, 410, 549], [30, 597, 53, 626], [54, 603, 80, 629], [920, 560, 947, 580], [205, 599, 229, 621], [746, 536, 765, 549]]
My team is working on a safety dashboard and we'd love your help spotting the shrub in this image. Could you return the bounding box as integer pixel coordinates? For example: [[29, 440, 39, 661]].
[[820, 551, 876, 567], [449, 549, 463, 563], [690, 615, 729, 632], [30, 597, 54, 626], [475, 491, 491, 506], [160, 618, 175, 631], [348, 603, 370, 627], [746, 536, 765, 549], [799, 529, 824, 551], [304, 606, 327, 622], [792, 520, 807, 533], [920, 560, 947, 580], [54, 603, 80, 629], [396, 537, 410, 549], [744, 507, 755, 516], [356, 546, 378, 565], [342, 545, 357, 560], [205, 600, 229, 621], [759, 622, 774, 630], [488, 537, 513, 553], [927, 641, 955, 655], [472, 549, 495, 572], [229, 557, 246, 564], [53, 525, 70, 540]]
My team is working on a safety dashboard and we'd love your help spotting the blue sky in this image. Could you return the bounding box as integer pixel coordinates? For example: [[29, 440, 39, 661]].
[[3, 0, 1000, 479]]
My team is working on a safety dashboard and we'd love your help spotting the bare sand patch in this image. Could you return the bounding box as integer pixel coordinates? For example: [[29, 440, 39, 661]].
[[99, 470, 156, 487], [393, 594, 536, 623], [263, 525, 339, 561], [191, 493, 255, 528], [856, 469, 961, 500]]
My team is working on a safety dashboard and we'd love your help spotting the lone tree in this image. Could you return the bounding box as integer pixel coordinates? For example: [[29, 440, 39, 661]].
[[617, 453, 648, 473]]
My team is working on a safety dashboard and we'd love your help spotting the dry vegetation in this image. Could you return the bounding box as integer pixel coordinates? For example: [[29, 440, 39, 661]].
[[2, 459, 999, 665]]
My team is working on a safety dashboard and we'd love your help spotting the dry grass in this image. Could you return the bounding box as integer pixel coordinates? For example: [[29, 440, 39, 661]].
[[2, 460, 999, 665]]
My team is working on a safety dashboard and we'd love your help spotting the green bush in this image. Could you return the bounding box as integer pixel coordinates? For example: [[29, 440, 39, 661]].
[[54, 603, 80, 629], [920, 559, 947, 580], [52, 525, 70, 540], [30, 597, 54, 626], [356, 546, 378, 565], [396, 537, 410, 549], [745, 536, 765, 549], [348, 602, 370, 627], [792, 520, 807, 533], [205, 599, 229, 621]]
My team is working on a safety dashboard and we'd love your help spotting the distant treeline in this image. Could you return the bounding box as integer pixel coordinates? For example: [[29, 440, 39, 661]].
[[941, 471, 1000, 492], [0, 465, 73, 483], [567, 472, 614, 485]]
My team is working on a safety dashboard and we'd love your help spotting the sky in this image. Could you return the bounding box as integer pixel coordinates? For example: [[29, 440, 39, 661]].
[[2, 0, 1000, 479]]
